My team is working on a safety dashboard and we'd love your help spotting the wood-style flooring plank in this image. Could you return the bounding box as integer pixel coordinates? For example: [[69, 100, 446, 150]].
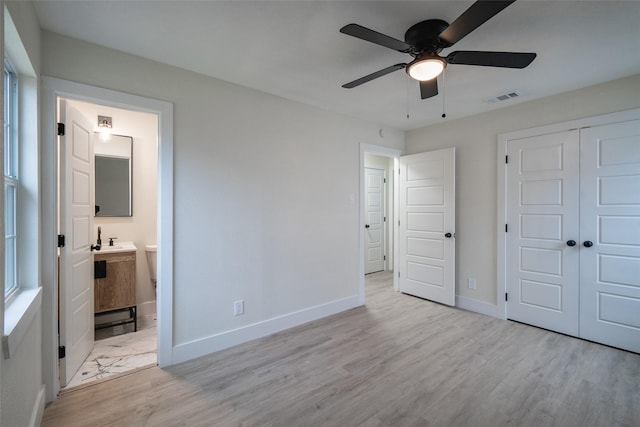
[[42, 272, 640, 426]]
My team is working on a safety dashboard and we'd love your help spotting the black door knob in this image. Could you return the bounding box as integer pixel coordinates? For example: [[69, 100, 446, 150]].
[[583, 241, 594, 248], [365, 224, 370, 229], [566, 240, 576, 247], [444, 232, 452, 238]]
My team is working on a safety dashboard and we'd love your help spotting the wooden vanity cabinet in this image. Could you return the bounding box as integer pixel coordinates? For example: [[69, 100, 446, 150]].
[[94, 251, 136, 313]]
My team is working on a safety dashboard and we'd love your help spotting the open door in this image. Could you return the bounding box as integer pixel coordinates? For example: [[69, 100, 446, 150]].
[[398, 148, 456, 306], [59, 100, 95, 386]]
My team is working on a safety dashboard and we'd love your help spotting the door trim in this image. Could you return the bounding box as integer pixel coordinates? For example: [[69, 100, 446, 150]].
[[359, 143, 402, 305], [497, 108, 640, 320], [42, 77, 174, 401]]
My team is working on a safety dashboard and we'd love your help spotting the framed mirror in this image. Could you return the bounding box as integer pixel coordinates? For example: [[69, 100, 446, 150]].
[[94, 133, 133, 217]]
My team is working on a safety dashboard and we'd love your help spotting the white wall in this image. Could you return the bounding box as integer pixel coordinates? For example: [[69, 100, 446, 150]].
[[1, 2, 44, 427], [67, 100, 158, 313], [2, 310, 43, 427], [406, 74, 640, 309], [41, 32, 404, 361]]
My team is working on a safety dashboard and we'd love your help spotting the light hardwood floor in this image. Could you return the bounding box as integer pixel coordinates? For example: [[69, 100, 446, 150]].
[[42, 272, 640, 426]]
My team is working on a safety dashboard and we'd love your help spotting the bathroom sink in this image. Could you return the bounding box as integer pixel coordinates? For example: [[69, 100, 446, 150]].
[[95, 242, 137, 254]]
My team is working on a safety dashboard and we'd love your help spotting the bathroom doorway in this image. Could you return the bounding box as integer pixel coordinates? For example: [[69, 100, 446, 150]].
[[42, 77, 174, 400], [60, 99, 159, 388]]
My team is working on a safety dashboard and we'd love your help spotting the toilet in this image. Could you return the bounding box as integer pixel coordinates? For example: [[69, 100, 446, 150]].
[[145, 244, 157, 288]]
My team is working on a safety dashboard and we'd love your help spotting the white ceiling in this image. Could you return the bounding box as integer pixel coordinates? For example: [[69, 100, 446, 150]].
[[33, 1, 640, 131]]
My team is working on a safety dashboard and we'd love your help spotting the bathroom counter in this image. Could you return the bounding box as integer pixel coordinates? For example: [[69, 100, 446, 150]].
[[94, 241, 137, 254]]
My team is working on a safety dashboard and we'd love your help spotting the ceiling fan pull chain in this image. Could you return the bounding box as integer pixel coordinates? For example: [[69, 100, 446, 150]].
[[441, 70, 447, 118], [406, 75, 410, 119]]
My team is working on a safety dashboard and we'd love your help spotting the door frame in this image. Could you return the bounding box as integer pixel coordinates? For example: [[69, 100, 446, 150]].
[[359, 143, 402, 304], [497, 108, 640, 320], [42, 77, 174, 401]]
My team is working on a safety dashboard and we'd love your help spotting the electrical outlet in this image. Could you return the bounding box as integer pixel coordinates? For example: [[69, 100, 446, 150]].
[[468, 278, 477, 290], [233, 300, 244, 316]]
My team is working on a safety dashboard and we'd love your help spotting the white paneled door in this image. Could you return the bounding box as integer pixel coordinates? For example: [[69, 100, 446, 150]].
[[579, 120, 640, 353], [506, 119, 640, 353], [365, 167, 385, 274], [398, 148, 456, 306], [506, 130, 580, 336], [59, 100, 95, 386]]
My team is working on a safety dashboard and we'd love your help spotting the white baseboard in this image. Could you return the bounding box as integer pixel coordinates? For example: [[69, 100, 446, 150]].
[[172, 295, 361, 365], [456, 294, 499, 318], [30, 385, 46, 427], [138, 300, 156, 318]]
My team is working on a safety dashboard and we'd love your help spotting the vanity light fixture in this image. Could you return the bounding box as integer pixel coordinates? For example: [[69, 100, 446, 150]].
[[98, 115, 113, 141], [98, 115, 112, 129]]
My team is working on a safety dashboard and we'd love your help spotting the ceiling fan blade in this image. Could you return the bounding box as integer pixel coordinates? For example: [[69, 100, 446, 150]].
[[340, 23, 411, 53], [342, 64, 406, 89], [446, 51, 536, 68], [420, 79, 438, 99], [438, 1, 516, 46]]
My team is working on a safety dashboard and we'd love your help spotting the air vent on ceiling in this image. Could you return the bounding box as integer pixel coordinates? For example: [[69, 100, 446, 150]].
[[486, 91, 522, 104]]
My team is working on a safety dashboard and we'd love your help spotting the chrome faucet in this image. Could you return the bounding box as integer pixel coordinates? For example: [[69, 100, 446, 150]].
[[97, 226, 102, 245]]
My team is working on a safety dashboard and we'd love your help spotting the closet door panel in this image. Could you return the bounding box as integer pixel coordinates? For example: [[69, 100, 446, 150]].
[[505, 130, 580, 335], [579, 119, 640, 353]]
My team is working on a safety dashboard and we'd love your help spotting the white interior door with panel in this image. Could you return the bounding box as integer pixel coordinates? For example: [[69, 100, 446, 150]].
[[579, 120, 640, 353], [398, 148, 455, 306], [59, 100, 95, 386], [505, 130, 580, 336], [365, 167, 385, 274]]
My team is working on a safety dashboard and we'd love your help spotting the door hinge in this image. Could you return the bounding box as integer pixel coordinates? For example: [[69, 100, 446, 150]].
[[398, 271, 400, 278], [384, 178, 386, 184], [57, 234, 66, 248], [384, 216, 386, 222], [58, 346, 66, 359], [57, 122, 65, 136], [505, 293, 508, 302], [505, 155, 509, 164], [505, 224, 508, 233], [398, 220, 400, 227], [384, 255, 386, 261]]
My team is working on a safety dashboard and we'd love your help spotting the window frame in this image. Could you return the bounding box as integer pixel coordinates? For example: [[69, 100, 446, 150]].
[[4, 57, 19, 300]]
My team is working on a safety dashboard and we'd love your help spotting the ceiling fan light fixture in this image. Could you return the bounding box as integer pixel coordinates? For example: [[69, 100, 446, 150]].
[[407, 56, 446, 81]]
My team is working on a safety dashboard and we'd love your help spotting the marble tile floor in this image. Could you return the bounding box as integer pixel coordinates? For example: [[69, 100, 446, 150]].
[[65, 314, 157, 389]]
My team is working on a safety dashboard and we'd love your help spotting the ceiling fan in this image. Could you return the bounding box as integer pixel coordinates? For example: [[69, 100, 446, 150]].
[[340, 0, 536, 99]]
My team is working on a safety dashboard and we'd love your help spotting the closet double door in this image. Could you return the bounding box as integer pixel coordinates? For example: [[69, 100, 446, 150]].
[[506, 119, 640, 353]]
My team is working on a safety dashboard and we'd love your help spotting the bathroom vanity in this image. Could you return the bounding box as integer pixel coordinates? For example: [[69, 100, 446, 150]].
[[94, 242, 137, 331]]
